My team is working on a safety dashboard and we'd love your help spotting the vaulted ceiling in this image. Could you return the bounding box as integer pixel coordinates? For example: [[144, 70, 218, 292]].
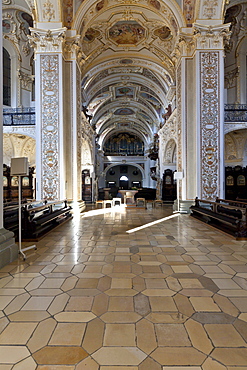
[[76, 0, 182, 146]]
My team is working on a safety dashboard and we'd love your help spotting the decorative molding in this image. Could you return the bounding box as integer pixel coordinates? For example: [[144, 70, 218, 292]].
[[63, 36, 85, 68], [2, 0, 12, 4], [194, 23, 231, 50], [43, 0, 55, 22], [200, 51, 221, 200], [17, 69, 34, 91], [28, 27, 66, 53], [202, 0, 218, 19], [224, 67, 240, 89], [40, 54, 60, 200]]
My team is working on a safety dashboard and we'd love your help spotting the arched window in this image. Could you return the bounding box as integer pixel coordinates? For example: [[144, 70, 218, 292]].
[[3, 48, 11, 106]]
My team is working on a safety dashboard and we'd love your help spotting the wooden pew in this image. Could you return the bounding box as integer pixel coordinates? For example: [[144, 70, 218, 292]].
[[22, 200, 72, 240], [4, 200, 72, 241], [190, 197, 247, 240]]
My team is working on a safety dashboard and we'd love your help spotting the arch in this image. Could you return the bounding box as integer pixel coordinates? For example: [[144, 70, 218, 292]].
[[103, 162, 145, 179], [81, 138, 93, 171], [3, 133, 36, 166], [163, 138, 177, 165], [3, 48, 11, 106], [2, 40, 20, 107]]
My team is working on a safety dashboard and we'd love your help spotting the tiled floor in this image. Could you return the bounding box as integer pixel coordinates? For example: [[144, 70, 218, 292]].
[[0, 204, 247, 369]]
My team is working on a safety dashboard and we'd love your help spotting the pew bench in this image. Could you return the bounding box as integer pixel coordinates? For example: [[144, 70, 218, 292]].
[[190, 198, 247, 240]]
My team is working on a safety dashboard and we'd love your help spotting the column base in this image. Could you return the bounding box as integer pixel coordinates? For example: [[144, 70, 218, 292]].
[[0, 228, 18, 269], [173, 199, 195, 214]]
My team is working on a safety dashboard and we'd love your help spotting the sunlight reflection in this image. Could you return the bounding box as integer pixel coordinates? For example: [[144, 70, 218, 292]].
[[82, 204, 127, 218], [126, 213, 180, 233]]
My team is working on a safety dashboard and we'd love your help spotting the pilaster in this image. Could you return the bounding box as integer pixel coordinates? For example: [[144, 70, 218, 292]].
[[29, 27, 66, 200], [173, 23, 230, 202]]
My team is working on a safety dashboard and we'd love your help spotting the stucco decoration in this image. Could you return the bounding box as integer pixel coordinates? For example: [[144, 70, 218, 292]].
[[63, 0, 73, 29], [225, 133, 237, 161], [164, 139, 177, 164], [40, 55, 60, 200], [198, 0, 224, 20], [28, 28, 66, 53], [200, 51, 220, 200], [183, 0, 196, 26], [3, 134, 36, 166]]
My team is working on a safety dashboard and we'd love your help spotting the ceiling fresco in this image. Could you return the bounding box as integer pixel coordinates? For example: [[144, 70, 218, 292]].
[[73, 0, 223, 147]]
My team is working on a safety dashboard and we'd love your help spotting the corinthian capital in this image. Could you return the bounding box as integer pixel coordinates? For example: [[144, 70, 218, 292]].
[[63, 35, 85, 67], [193, 23, 231, 50], [28, 27, 67, 53]]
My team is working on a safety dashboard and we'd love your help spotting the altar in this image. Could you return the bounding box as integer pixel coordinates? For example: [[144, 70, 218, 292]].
[[119, 190, 138, 205]]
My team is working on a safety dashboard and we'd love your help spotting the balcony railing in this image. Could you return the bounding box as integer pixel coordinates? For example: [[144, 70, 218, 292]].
[[3, 107, 35, 126], [3, 105, 246, 126], [224, 104, 247, 123]]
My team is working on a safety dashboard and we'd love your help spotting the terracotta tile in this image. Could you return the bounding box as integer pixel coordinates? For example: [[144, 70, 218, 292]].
[[76, 357, 99, 369], [189, 297, 221, 312], [0, 296, 15, 310], [49, 322, 86, 345], [173, 293, 195, 317], [33, 346, 89, 365], [22, 296, 53, 311], [0, 346, 31, 364], [149, 296, 177, 312], [233, 318, 247, 341], [142, 289, 175, 297], [66, 296, 93, 311], [104, 323, 135, 346], [155, 323, 191, 346], [211, 348, 247, 366], [61, 276, 78, 291], [100, 312, 141, 323], [0, 317, 9, 334], [230, 297, 247, 311], [92, 347, 146, 366], [27, 318, 57, 353], [105, 288, 137, 296], [151, 347, 206, 365], [8, 310, 50, 322], [205, 323, 246, 347], [4, 293, 30, 315], [82, 318, 105, 353], [202, 357, 227, 370], [0, 322, 37, 344], [54, 311, 95, 322], [136, 318, 157, 354], [11, 356, 37, 370], [139, 357, 161, 370], [185, 319, 213, 354], [92, 293, 109, 316], [108, 296, 134, 311]]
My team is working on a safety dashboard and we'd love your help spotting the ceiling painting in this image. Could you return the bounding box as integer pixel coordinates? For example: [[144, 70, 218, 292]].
[[114, 108, 135, 116], [75, 0, 187, 147], [115, 87, 135, 99], [96, 0, 106, 12], [109, 21, 145, 45], [154, 26, 172, 41], [149, 0, 161, 11], [83, 28, 101, 42]]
